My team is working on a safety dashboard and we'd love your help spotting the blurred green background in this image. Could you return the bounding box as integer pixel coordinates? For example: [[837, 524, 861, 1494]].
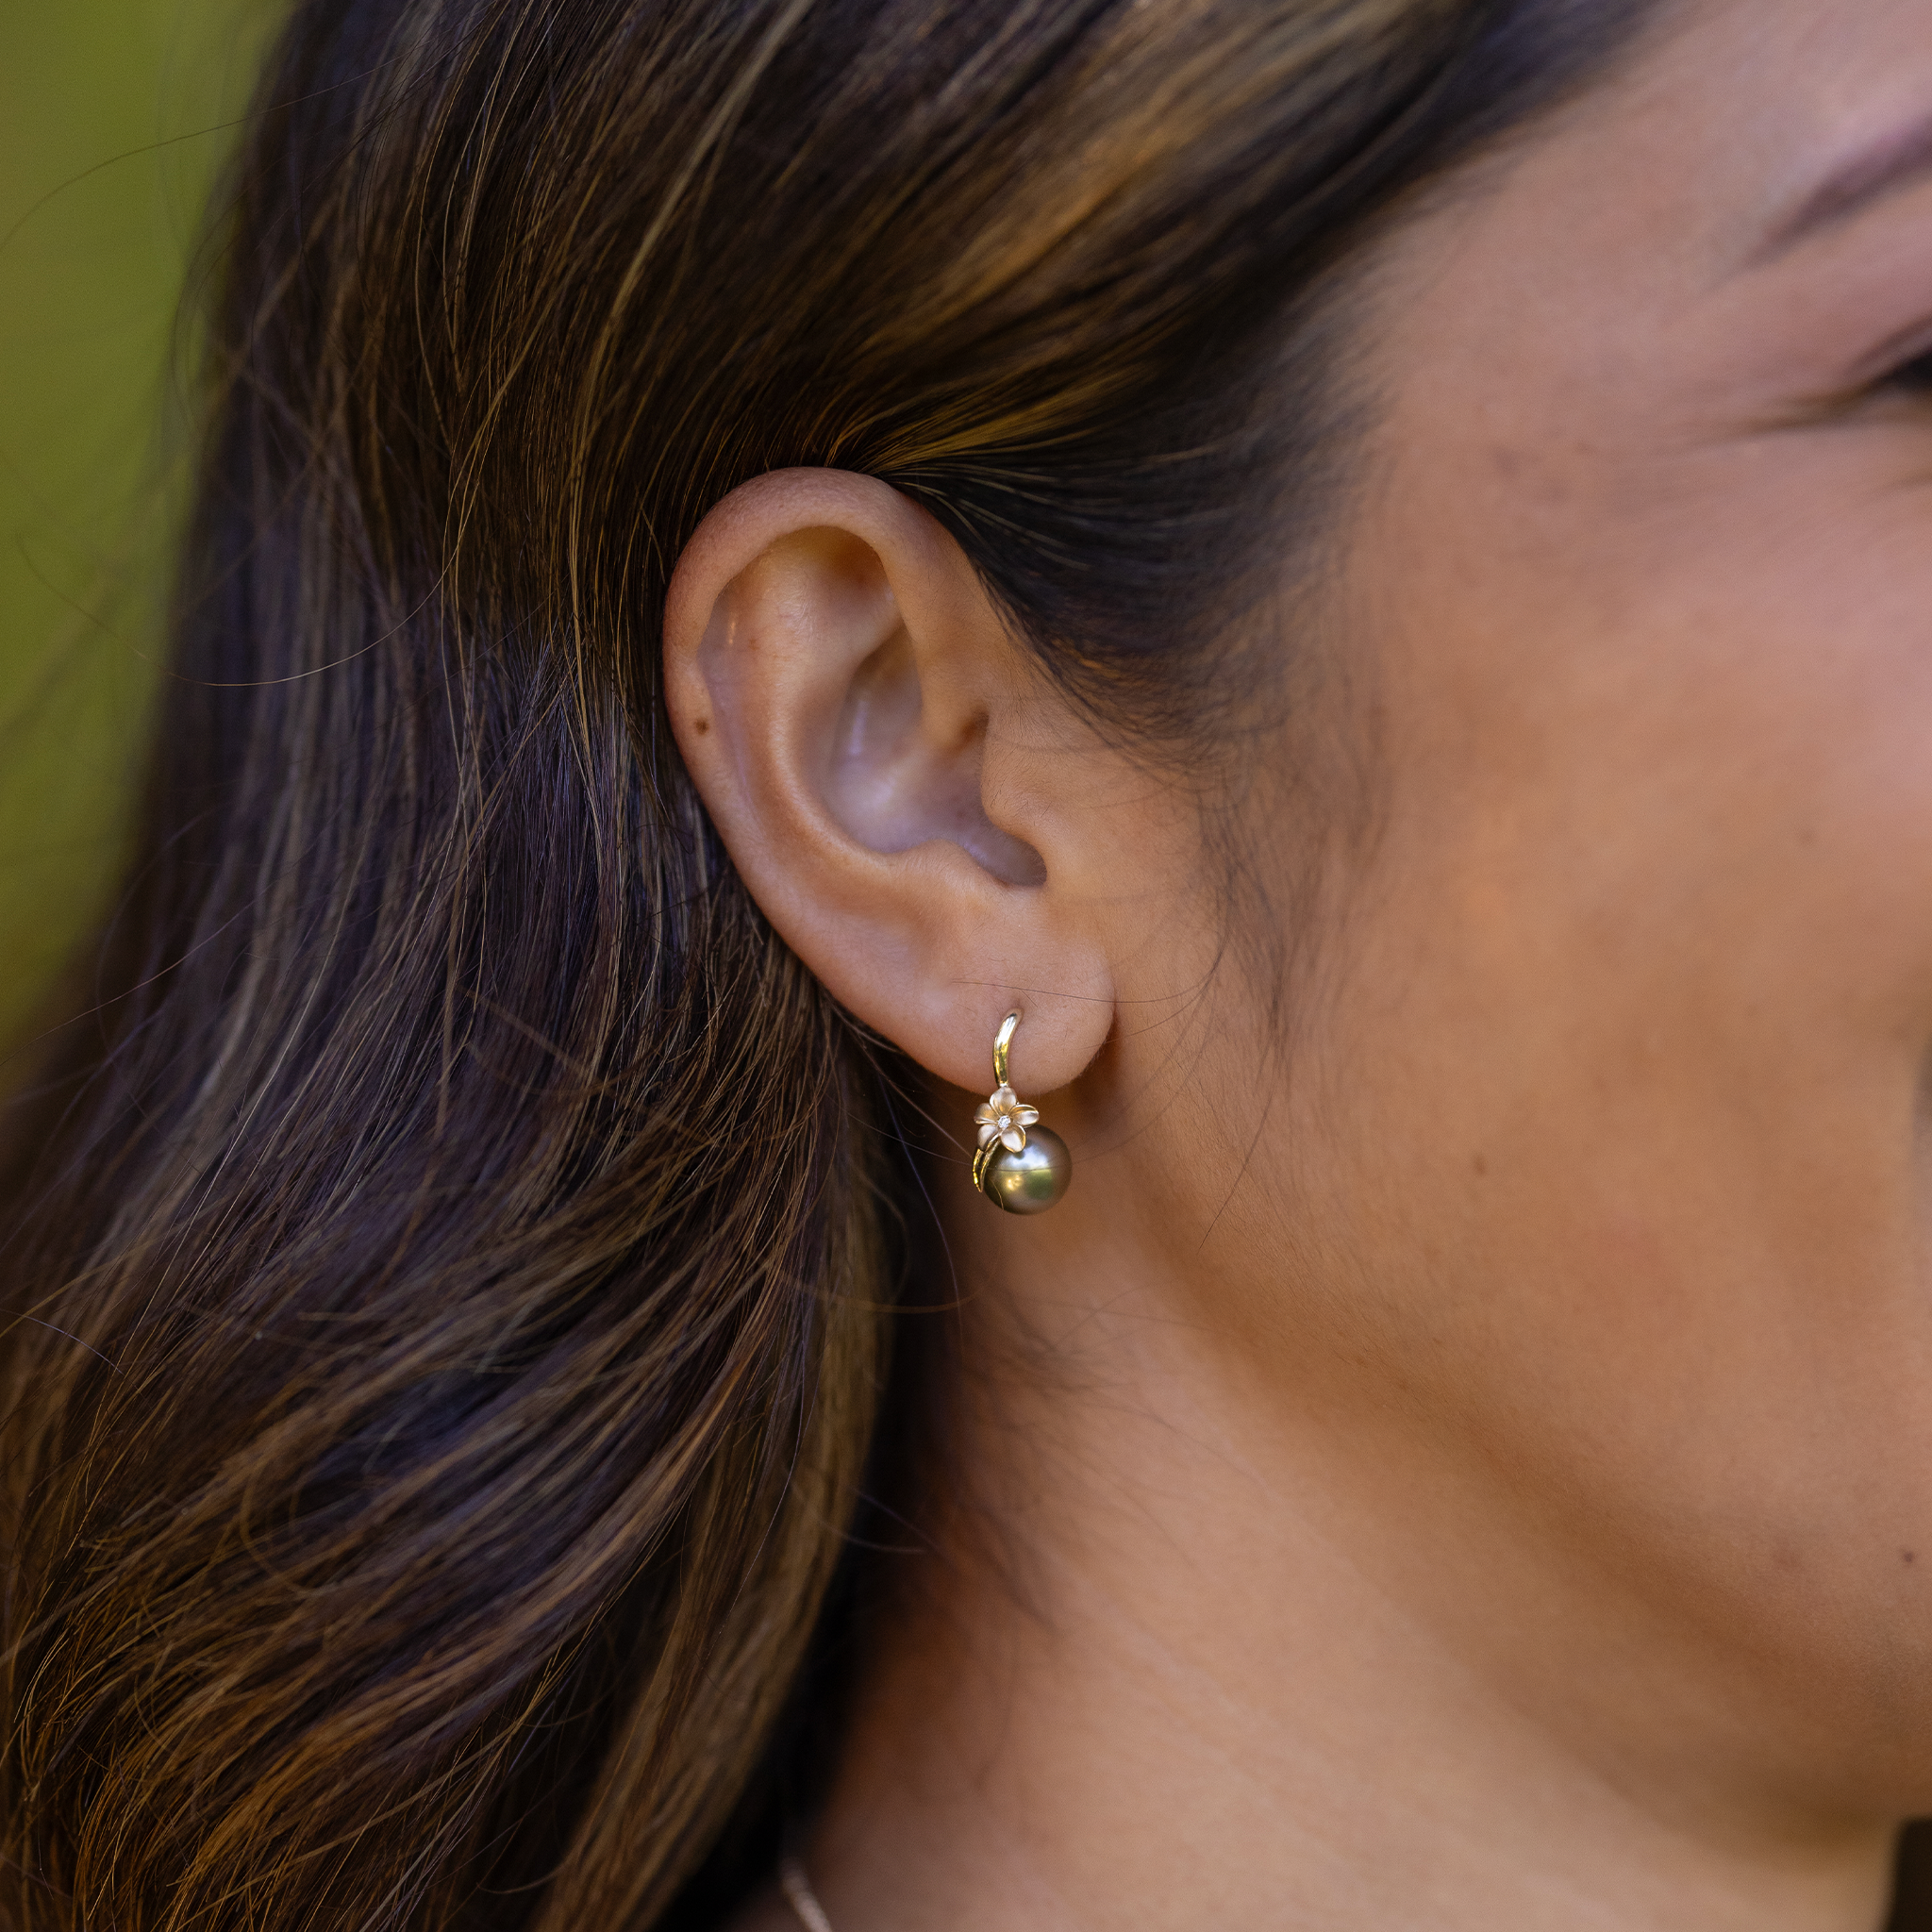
[[0, 0, 276, 1059]]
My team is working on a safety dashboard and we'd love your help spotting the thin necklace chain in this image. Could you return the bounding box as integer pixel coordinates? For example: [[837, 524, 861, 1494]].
[[780, 1856, 837, 1932]]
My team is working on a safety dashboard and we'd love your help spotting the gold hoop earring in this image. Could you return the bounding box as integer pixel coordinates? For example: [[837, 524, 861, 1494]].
[[971, 1009, 1073, 1215]]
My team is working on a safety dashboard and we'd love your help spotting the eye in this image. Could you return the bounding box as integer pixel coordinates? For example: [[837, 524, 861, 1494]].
[[1881, 345, 1932, 395]]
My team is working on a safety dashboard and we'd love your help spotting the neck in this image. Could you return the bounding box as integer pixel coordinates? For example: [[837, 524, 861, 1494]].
[[805, 1216, 1895, 1932]]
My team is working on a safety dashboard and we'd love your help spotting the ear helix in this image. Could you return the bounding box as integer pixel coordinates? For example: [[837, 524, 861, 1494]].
[[970, 1009, 1073, 1215]]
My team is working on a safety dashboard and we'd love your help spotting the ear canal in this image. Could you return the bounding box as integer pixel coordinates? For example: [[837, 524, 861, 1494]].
[[827, 629, 1046, 888]]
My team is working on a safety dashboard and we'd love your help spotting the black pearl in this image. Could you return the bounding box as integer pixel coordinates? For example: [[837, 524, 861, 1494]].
[[979, 1126, 1073, 1215]]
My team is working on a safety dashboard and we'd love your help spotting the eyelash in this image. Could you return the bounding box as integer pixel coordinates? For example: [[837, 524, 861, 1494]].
[[1882, 347, 1932, 394]]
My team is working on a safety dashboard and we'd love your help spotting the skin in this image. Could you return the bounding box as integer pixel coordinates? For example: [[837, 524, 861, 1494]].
[[664, 1, 1932, 1925]]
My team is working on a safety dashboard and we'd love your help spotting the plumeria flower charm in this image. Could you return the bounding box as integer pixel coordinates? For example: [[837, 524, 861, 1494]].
[[970, 1010, 1073, 1215], [975, 1085, 1039, 1155]]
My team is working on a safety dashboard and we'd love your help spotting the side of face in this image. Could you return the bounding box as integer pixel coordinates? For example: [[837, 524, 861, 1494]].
[[663, 0, 1932, 1822], [1196, 0, 1932, 1808]]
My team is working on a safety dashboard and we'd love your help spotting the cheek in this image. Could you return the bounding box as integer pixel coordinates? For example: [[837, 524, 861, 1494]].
[[1345, 416, 1932, 1273], [1264, 422, 1932, 1709]]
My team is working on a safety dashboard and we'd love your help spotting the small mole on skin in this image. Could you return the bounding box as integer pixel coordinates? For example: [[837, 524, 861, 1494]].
[[1905, 1550, 1918, 1565], [694, 718, 711, 734], [1473, 1154, 1490, 1177]]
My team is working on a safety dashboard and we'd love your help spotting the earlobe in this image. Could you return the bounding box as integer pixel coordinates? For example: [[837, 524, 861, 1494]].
[[661, 470, 1115, 1099]]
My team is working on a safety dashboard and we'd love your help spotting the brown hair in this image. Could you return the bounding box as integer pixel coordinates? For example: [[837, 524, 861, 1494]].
[[0, 2, 1698, 1928]]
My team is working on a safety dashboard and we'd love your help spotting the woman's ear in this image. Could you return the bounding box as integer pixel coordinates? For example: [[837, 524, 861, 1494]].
[[662, 469, 1115, 1098]]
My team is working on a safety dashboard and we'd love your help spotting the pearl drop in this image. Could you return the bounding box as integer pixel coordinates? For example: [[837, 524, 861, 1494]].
[[979, 1126, 1073, 1215]]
